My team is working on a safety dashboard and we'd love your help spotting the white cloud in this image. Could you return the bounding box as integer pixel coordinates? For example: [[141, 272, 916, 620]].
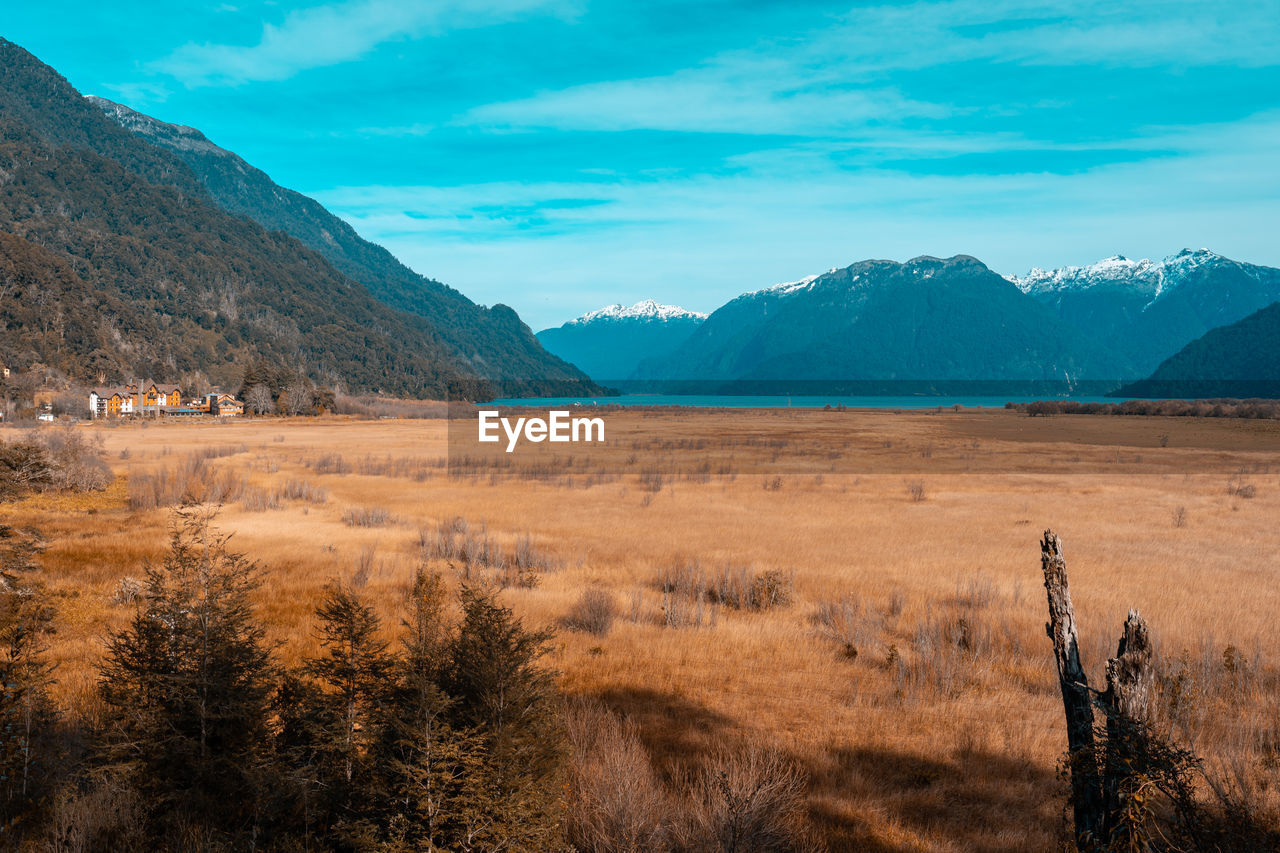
[[154, 0, 574, 85]]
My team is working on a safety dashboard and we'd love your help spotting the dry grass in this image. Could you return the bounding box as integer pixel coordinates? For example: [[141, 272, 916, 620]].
[[3, 409, 1279, 850]]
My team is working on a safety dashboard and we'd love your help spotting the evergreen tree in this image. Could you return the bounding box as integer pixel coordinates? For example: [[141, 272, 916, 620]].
[[444, 584, 567, 851], [363, 569, 489, 851], [303, 582, 393, 827], [0, 525, 54, 836], [98, 507, 275, 839]]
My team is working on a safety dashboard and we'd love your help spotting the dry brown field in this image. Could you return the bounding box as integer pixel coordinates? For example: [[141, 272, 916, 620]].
[[4, 408, 1279, 851]]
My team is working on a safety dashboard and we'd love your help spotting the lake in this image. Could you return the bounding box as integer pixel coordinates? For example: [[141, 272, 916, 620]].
[[488, 394, 1121, 409]]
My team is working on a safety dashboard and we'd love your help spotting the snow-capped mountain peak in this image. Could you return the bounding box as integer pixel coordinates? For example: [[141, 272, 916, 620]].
[[568, 299, 707, 325], [1008, 249, 1230, 302]]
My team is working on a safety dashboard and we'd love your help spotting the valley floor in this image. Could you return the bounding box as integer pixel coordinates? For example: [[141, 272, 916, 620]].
[[4, 408, 1279, 851]]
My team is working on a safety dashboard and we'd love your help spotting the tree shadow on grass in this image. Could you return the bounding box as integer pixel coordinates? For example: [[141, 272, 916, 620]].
[[807, 743, 1064, 852], [586, 687, 1066, 851], [590, 686, 737, 781]]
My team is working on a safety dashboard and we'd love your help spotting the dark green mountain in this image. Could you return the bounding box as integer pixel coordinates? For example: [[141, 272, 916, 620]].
[[1114, 301, 1280, 399], [636, 255, 1132, 388], [88, 95, 588, 391], [536, 300, 706, 382], [0, 39, 597, 399]]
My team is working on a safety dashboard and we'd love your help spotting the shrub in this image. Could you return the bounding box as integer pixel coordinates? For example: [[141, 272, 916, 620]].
[[565, 702, 670, 852], [906, 479, 926, 502], [127, 455, 247, 510], [342, 506, 392, 527], [681, 747, 809, 852], [661, 590, 716, 629], [0, 430, 110, 500], [0, 441, 53, 500], [707, 566, 793, 611], [813, 596, 874, 659], [563, 589, 616, 637], [278, 479, 328, 504], [238, 486, 280, 512], [111, 576, 143, 605]]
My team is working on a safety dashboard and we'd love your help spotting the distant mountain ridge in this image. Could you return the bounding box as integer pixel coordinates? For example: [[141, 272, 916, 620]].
[[537, 300, 706, 381], [632, 254, 1130, 386], [1011, 249, 1280, 375], [86, 95, 593, 392]]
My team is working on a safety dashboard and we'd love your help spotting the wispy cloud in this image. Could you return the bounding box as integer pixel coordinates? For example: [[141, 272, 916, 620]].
[[465, 61, 949, 135], [153, 0, 575, 85], [463, 0, 1280, 137]]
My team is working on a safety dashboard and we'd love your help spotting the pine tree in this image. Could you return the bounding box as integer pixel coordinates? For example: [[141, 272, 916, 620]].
[[362, 568, 486, 850], [0, 525, 54, 835], [98, 507, 275, 839], [444, 584, 567, 851], [303, 583, 392, 801]]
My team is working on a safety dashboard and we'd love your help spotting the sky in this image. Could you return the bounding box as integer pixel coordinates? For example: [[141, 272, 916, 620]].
[[6, 0, 1280, 330]]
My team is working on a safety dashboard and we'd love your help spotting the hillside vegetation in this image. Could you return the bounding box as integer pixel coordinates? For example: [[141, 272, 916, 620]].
[[90, 96, 595, 390], [1116, 301, 1280, 398], [0, 40, 598, 399]]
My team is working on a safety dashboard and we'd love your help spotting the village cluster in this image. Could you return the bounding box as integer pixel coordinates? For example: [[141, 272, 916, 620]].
[[88, 383, 244, 419]]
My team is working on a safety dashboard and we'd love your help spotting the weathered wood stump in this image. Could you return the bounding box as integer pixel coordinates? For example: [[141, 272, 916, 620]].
[[1041, 532, 1158, 850], [1041, 530, 1104, 844]]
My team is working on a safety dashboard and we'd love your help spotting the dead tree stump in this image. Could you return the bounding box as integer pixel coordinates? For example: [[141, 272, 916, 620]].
[[1041, 533, 1161, 850], [1102, 610, 1155, 845], [1041, 530, 1105, 844]]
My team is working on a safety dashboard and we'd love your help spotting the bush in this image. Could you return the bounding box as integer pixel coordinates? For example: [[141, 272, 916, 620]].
[[813, 596, 873, 659], [277, 478, 327, 504], [127, 454, 247, 510], [707, 566, 793, 611], [111, 576, 143, 605], [565, 702, 670, 852], [0, 430, 110, 499], [682, 747, 810, 852], [0, 441, 53, 500], [342, 506, 392, 527], [906, 479, 926, 502], [238, 486, 280, 512], [563, 589, 616, 637]]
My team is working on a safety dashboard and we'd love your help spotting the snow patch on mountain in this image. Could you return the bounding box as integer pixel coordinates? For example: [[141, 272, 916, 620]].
[[568, 299, 707, 325], [1009, 249, 1226, 302], [742, 269, 842, 299]]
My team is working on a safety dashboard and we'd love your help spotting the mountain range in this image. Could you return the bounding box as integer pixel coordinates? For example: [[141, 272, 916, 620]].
[[541, 251, 1280, 396], [0, 39, 598, 400], [535, 300, 706, 381], [1012, 249, 1280, 377]]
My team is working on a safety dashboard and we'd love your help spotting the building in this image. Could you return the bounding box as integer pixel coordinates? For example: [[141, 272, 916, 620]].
[[136, 382, 182, 415], [89, 385, 137, 418], [206, 392, 244, 417], [89, 383, 244, 419]]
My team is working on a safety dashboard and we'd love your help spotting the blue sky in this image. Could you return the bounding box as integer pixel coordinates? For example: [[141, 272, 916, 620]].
[[7, 0, 1280, 330]]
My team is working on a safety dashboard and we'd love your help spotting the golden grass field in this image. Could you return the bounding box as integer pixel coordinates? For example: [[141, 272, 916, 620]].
[[3, 408, 1279, 851]]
